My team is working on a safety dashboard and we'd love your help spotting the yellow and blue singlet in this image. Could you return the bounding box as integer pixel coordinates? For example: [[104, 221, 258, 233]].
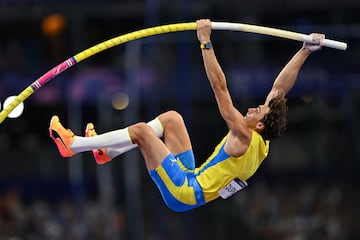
[[149, 131, 269, 212]]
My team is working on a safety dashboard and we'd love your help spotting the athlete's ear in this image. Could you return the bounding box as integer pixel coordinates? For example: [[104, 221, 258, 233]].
[[256, 122, 265, 131]]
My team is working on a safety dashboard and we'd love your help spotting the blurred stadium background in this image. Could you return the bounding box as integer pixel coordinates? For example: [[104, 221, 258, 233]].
[[0, 0, 359, 239]]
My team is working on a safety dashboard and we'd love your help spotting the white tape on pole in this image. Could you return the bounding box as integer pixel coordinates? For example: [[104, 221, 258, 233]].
[[211, 22, 347, 50]]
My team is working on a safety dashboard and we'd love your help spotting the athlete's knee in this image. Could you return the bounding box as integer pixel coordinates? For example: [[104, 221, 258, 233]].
[[159, 110, 185, 127], [129, 122, 154, 142]]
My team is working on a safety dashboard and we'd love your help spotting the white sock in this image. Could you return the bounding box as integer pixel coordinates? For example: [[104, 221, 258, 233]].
[[70, 118, 163, 156], [147, 118, 164, 138], [70, 128, 132, 153], [105, 117, 164, 158]]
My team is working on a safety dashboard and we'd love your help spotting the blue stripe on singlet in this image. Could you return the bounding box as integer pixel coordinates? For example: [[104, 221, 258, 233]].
[[194, 142, 229, 177]]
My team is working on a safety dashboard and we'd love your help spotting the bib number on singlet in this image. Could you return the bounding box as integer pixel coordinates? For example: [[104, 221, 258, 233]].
[[218, 178, 248, 199]]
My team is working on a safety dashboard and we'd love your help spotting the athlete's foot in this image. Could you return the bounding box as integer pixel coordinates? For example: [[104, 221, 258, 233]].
[[85, 123, 112, 164], [49, 115, 75, 157]]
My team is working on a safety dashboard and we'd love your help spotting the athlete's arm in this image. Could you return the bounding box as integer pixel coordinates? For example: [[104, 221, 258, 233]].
[[197, 19, 252, 144], [265, 33, 325, 105]]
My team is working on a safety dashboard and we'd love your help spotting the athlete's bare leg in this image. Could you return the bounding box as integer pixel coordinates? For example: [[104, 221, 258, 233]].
[[129, 110, 192, 170]]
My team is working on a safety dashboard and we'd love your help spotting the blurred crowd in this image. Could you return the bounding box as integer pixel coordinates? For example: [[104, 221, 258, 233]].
[[0, 178, 358, 240], [0, 187, 126, 240], [228, 179, 359, 240]]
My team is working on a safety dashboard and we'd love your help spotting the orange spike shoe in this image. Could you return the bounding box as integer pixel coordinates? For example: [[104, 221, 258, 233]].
[[85, 123, 112, 164], [49, 115, 75, 157]]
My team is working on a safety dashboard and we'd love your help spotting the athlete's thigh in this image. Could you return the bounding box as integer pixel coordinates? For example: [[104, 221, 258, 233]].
[[158, 111, 192, 154], [129, 123, 170, 170]]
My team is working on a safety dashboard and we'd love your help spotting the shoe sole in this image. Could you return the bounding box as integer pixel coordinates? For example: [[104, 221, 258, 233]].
[[49, 115, 74, 157]]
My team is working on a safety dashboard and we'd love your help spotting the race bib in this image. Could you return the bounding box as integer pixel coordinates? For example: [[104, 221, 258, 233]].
[[218, 178, 248, 199]]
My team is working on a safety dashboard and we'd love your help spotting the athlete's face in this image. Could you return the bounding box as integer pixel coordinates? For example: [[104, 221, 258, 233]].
[[244, 105, 270, 129]]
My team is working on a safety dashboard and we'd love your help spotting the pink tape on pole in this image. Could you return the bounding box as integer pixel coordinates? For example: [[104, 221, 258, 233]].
[[31, 58, 76, 90]]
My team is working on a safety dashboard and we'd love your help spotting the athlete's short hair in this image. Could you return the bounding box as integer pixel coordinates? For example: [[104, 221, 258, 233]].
[[260, 92, 288, 140]]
